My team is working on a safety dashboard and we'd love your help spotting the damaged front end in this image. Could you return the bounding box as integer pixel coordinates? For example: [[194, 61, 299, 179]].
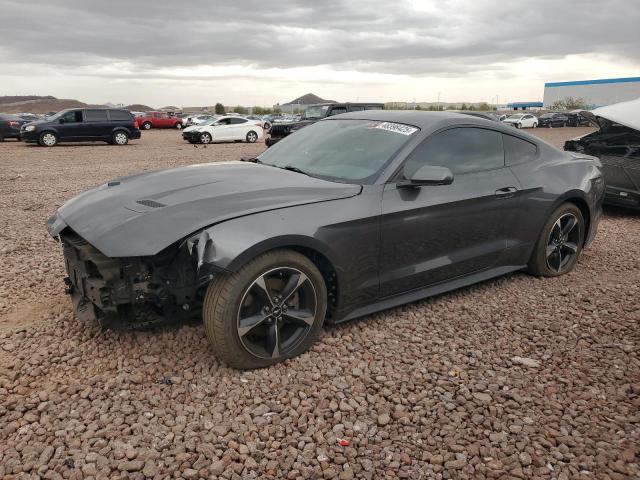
[[57, 229, 220, 329]]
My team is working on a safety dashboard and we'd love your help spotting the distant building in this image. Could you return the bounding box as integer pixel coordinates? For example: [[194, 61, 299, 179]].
[[543, 76, 640, 108], [506, 102, 544, 111]]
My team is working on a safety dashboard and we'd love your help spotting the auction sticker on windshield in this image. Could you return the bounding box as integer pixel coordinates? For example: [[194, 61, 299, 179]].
[[368, 121, 419, 136]]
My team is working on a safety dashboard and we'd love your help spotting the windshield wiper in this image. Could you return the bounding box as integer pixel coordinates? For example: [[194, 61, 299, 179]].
[[281, 165, 312, 177]]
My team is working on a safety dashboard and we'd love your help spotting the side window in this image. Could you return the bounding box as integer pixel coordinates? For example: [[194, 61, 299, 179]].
[[403, 127, 504, 178], [61, 110, 83, 123], [109, 110, 133, 121], [327, 107, 347, 116], [230, 118, 248, 124], [503, 134, 538, 165], [85, 110, 108, 122], [349, 106, 364, 112], [216, 118, 231, 125]]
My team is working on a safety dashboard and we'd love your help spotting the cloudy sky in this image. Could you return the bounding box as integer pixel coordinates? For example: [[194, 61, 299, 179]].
[[1, 0, 639, 107]]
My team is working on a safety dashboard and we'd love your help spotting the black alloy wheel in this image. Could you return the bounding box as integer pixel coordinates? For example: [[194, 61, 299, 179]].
[[237, 267, 317, 359], [203, 249, 327, 369], [545, 213, 581, 274], [528, 203, 585, 277]]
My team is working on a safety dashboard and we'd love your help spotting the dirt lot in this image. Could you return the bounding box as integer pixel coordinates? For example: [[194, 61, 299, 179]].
[[0, 127, 638, 479]]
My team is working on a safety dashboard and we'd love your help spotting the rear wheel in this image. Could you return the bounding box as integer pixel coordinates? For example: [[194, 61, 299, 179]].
[[112, 131, 129, 145], [200, 132, 212, 144], [38, 131, 58, 147], [203, 250, 327, 369], [527, 203, 585, 277], [246, 130, 258, 143], [516, 123, 522, 129], [142, 122, 152, 130]]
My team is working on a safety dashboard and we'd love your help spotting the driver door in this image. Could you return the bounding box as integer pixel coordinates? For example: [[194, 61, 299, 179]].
[[211, 118, 232, 140], [379, 126, 522, 297], [57, 110, 85, 140]]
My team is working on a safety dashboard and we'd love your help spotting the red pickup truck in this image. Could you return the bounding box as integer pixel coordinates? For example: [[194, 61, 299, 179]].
[[136, 111, 184, 130]]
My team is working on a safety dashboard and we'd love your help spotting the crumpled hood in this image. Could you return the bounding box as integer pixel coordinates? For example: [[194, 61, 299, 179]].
[[578, 97, 640, 132], [48, 161, 361, 257]]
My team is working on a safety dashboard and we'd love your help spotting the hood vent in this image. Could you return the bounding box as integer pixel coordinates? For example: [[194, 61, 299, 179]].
[[136, 199, 166, 208]]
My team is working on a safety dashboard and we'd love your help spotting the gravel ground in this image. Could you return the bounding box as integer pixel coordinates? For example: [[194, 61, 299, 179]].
[[0, 127, 638, 479]]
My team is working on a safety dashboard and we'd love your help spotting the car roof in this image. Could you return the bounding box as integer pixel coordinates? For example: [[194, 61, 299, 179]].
[[325, 110, 499, 129], [325, 110, 547, 145]]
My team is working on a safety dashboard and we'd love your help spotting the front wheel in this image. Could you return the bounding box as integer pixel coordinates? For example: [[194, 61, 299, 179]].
[[38, 131, 58, 147], [175, 123, 183, 130], [246, 130, 258, 143], [516, 123, 522, 129], [112, 131, 129, 145], [527, 203, 585, 277], [142, 122, 152, 130], [533, 122, 538, 128], [200, 132, 212, 144], [203, 250, 327, 369]]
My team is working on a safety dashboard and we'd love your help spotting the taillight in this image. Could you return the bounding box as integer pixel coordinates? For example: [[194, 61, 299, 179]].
[[134, 120, 139, 129], [9, 121, 19, 128]]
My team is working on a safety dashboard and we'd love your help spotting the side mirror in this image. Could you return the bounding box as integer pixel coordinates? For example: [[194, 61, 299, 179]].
[[59, 118, 65, 124], [400, 165, 453, 187]]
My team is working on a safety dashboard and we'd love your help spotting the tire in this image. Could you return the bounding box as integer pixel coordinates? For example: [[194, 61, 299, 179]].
[[562, 122, 567, 128], [527, 203, 585, 277], [516, 123, 521, 129], [175, 123, 183, 130], [112, 131, 129, 145], [38, 131, 58, 147], [142, 122, 152, 130], [264, 121, 272, 132], [533, 122, 537, 128], [203, 249, 327, 369], [246, 130, 258, 143], [200, 132, 212, 144]]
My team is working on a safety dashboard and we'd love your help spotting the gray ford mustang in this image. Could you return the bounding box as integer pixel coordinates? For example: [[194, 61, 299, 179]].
[[48, 111, 605, 368]]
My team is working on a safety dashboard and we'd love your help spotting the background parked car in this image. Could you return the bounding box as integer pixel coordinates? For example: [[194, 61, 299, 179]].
[[136, 111, 184, 130], [267, 102, 384, 146], [184, 114, 215, 127], [182, 116, 263, 144], [564, 112, 592, 127], [503, 113, 538, 128], [538, 112, 569, 128], [565, 98, 640, 209], [0, 113, 29, 141], [20, 108, 141, 147]]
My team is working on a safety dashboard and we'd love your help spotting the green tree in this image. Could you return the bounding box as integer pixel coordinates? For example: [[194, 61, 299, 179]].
[[233, 105, 247, 114], [460, 103, 468, 110], [214, 103, 225, 114], [477, 102, 491, 111], [415, 105, 422, 110], [550, 96, 588, 110]]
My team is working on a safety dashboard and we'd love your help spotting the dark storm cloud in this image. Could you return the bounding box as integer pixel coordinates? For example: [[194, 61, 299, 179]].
[[1, 0, 638, 77]]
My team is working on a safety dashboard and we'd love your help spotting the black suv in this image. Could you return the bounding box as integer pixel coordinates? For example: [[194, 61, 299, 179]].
[[266, 102, 384, 146], [20, 108, 141, 147]]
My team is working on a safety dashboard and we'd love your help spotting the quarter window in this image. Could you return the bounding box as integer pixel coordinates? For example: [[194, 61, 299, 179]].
[[230, 118, 248, 124], [85, 110, 108, 122], [403, 127, 504, 177], [503, 134, 538, 165]]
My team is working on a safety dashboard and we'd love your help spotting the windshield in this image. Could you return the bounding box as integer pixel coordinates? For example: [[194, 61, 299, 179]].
[[507, 115, 523, 119], [302, 105, 330, 120], [201, 116, 220, 125], [258, 119, 419, 183], [539, 114, 554, 119]]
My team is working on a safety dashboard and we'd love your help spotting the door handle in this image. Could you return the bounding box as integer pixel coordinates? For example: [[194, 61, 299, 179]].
[[495, 187, 518, 198]]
